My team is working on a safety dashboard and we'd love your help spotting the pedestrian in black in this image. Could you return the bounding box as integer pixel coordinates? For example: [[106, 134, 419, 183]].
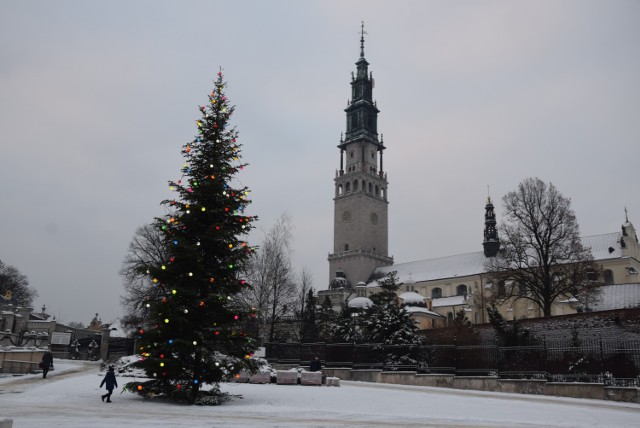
[[310, 356, 322, 372], [41, 349, 53, 379], [100, 366, 118, 403]]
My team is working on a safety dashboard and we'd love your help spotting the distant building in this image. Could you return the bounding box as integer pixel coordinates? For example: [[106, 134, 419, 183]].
[[319, 30, 640, 327]]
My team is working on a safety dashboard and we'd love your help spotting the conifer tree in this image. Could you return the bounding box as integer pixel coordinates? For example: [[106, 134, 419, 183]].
[[300, 288, 319, 343], [125, 71, 257, 404], [362, 272, 425, 367]]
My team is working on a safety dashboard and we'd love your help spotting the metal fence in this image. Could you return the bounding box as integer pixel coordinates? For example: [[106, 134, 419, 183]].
[[264, 339, 640, 385]]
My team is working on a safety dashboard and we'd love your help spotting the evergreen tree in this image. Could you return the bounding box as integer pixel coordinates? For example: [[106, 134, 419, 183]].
[[486, 304, 530, 346], [362, 272, 425, 367], [318, 295, 337, 342], [125, 71, 257, 405], [330, 304, 361, 343], [300, 288, 319, 343]]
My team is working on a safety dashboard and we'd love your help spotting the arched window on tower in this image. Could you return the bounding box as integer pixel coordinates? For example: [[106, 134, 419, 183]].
[[375, 185, 379, 196], [381, 187, 386, 199], [344, 244, 349, 251], [353, 180, 358, 191], [456, 284, 467, 297], [345, 182, 351, 193], [431, 287, 442, 299], [368, 182, 373, 193], [337, 184, 343, 196]]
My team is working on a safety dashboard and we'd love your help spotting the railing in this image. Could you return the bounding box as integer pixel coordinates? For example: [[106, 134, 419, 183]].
[[264, 339, 640, 382]]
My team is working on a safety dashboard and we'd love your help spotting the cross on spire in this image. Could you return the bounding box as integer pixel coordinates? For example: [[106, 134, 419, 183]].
[[360, 21, 367, 58]]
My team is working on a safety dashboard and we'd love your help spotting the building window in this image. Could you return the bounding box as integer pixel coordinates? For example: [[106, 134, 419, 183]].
[[368, 182, 373, 193], [344, 244, 349, 251], [337, 184, 343, 196], [604, 269, 614, 285], [353, 180, 358, 191], [518, 282, 527, 296], [345, 182, 351, 193], [431, 287, 442, 299], [456, 284, 467, 296], [586, 268, 598, 281], [375, 185, 379, 196], [497, 281, 506, 297]]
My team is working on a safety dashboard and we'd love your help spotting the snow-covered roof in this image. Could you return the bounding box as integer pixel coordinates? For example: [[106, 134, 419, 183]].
[[404, 306, 445, 318], [370, 251, 488, 286], [348, 296, 374, 309], [399, 291, 425, 305], [432, 295, 467, 308], [329, 276, 350, 290], [591, 283, 640, 311], [581, 232, 622, 260], [368, 232, 626, 287]]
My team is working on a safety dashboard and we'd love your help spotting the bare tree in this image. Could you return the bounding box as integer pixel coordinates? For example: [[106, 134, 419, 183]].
[[296, 268, 316, 341], [486, 177, 601, 317], [238, 213, 298, 343], [119, 224, 168, 332], [0, 260, 38, 307]]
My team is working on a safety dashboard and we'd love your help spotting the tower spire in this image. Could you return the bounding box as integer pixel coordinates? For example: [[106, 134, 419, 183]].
[[483, 194, 500, 257], [360, 21, 367, 58]]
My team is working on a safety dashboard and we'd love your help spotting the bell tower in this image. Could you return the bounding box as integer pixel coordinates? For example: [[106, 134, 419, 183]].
[[483, 196, 500, 257], [328, 24, 393, 289]]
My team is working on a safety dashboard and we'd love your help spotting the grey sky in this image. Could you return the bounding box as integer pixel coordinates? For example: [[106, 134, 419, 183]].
[[1, 1, 638, 326]]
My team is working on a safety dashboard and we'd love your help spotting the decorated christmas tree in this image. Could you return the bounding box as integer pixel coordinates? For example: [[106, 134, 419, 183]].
[[125, 70, 258, 404]]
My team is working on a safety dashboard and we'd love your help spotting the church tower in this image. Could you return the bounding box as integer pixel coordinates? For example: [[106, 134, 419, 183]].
[[483, 196, 500, 257], [328, 25, 393, 289]]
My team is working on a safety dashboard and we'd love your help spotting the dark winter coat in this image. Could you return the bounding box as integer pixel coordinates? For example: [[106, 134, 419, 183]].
[[310, 359, 322, 372], [41, 351, 53, 368], [100, 371, 118, 391]]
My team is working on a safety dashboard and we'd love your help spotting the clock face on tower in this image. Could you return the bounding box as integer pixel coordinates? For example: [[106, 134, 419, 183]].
[[342, 211, 352, 222], [370, 213, 378, 225]]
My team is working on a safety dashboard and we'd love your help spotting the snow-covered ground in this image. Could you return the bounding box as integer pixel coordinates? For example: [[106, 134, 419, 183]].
[[1, 360, 639, 427]]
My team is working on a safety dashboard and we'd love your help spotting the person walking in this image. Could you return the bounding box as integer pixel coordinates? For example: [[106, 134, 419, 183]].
[[100, 366, 118, 403], [41, 349, 53, 379]]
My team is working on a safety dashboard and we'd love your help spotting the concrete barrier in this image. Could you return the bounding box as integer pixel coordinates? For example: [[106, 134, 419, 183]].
[[276, 370, 298, 385], [326, 377, 340, 387], [229, 370, 250, 383], [249, 372, 271, 384], [301, 371, 322, 385]]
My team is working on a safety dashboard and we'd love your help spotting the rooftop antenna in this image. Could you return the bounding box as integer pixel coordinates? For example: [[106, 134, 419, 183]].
[[625, 206, 629, 223]]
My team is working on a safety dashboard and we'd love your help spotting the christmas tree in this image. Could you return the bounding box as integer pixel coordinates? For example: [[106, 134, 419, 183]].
[[125, 70, 258, 404]]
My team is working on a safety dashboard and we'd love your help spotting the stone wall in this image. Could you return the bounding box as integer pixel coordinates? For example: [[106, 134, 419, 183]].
[[323, 368, 640, 403], [422, 307, 640, 344]]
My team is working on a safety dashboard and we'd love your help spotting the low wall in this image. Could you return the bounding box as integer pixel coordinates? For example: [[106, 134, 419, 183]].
[[0, 349, 45, 374], [324, 368, 640, 404]]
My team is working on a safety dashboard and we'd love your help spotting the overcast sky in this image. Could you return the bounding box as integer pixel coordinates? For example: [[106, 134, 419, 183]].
[[1, 1, 638, 326]]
